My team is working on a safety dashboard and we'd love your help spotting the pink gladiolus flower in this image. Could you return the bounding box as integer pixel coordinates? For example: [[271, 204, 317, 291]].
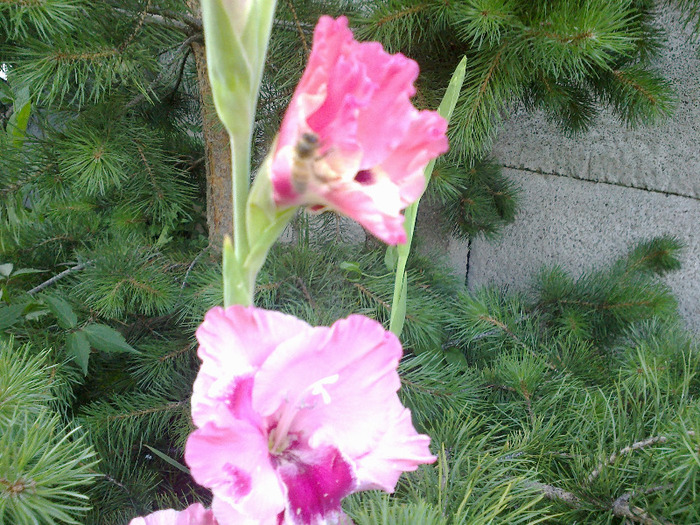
[[270, 16, 448, 245], [185, 306, 435, 525], [129, 503, 217, 525]]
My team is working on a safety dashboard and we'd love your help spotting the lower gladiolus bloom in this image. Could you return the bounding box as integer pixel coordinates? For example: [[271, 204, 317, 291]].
[[270, 16, 448, 245], [185, 306, 435, 525], [129, 503, 217, 525]]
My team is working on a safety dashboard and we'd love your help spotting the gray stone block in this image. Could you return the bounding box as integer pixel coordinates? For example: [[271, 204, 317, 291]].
[[468, 169, 700, 332], [492, 7, 700, 199]]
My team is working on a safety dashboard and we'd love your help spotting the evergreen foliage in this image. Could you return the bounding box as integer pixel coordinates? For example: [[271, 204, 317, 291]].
[[339, 236, 699, 524], [0, 342, 97, 525], [1, 0, 699, 523]]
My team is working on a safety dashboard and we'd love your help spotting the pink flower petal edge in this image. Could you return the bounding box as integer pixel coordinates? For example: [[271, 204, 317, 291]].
[[129, 503, 217, 525], [270, 16, 448, 245], [185, 306, 436, 525]]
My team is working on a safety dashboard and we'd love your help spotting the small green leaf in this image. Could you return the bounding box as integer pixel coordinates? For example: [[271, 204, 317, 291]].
[[0, 82, 12, 105], [24, 309, 49, 321], [339, 261, 361, 273], [83, 324, 139, 355], [0, 263, 13, 277], [384, 246, 398, 271], [42, 294, 78, 329], [437, 56, 467, 122], [0, 303, 24, 330], [10, 268, 45, 277], [144, 445, 191, 475], [339, 261, 362, 281], [67, 331, 91, 376], [8, 99, 31, 147], [444, 347, 469, 369]]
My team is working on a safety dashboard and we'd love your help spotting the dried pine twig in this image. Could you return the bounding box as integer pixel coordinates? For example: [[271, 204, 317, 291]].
[[525, 480, 674, 525], [588, 431, 697, 483], [27, 262, 92, 295], [611, 489, 674, 525]]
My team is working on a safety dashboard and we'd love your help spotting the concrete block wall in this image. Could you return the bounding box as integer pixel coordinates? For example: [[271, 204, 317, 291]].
[[463, 7, 700, 332]]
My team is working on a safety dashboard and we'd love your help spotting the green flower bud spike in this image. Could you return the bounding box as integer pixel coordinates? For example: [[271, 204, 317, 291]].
[[389, 56, 467, 337], [199, 0, 280, 306]]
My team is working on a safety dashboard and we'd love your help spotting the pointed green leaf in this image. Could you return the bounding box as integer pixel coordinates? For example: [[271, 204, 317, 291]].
[[9, 268, 44, 277], [438, 56, 467, 122], [0, 82, 12, 105], [83, 324, 139, 355], [24, 308, 49, 321], [144, 445, 191, 475], [444, 347, 468, 369], [67, 331, 91, 376], [0, 303, 24, 330], [9, 99, 31, 146], [42, 294, 77, 329], [339, 261, 362, 281], [388, 57, 467, 339]]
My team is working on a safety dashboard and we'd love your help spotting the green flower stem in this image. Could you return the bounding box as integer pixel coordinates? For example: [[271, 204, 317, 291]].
[[199, 0, 279, 307], [223, 132, 254, 308], [232, 134, 251, 263], [389, 56, 467, 337]]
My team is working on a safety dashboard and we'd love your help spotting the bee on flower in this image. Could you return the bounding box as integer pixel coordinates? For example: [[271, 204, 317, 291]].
[[269, 16, 448, 245]]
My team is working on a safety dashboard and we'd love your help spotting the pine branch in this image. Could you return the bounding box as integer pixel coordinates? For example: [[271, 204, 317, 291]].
[[104, 400, 187, 423], [27, 261, 92, 295], [179, 248, 209, 291], [117, 0, 155, 53], [375, 3, 430, 28], [588, 431, 697, 483], [524, 480, 582, 506], [109, 5, 200, 34], [124, 34, 201, 110], [611, 491, 673, 525], [282, 0, 309, 55], [525, 480, 673, 525], [147, 4, 203, 32]]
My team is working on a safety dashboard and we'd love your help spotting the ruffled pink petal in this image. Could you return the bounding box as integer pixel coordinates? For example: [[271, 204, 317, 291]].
[[192, 306, 312, 427], [129, 509, 180, 525], [129, 503, 217, 525], [211, 497, 275, 525], [252, 314, 433, 490], [185, 422, 286, 522], [352, 406, 435, 492], [318, 183, 407, 244], [378, 112, 448, 198], [253, 315, 400, 431], [277, 17, 353, 149], [353, 46, 419, 169]]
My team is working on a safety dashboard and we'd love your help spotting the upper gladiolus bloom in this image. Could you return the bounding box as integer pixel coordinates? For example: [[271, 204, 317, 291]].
[[185, 306, 435, 525], [270, 16, 448, 245], [129, 503, 217, 525]]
